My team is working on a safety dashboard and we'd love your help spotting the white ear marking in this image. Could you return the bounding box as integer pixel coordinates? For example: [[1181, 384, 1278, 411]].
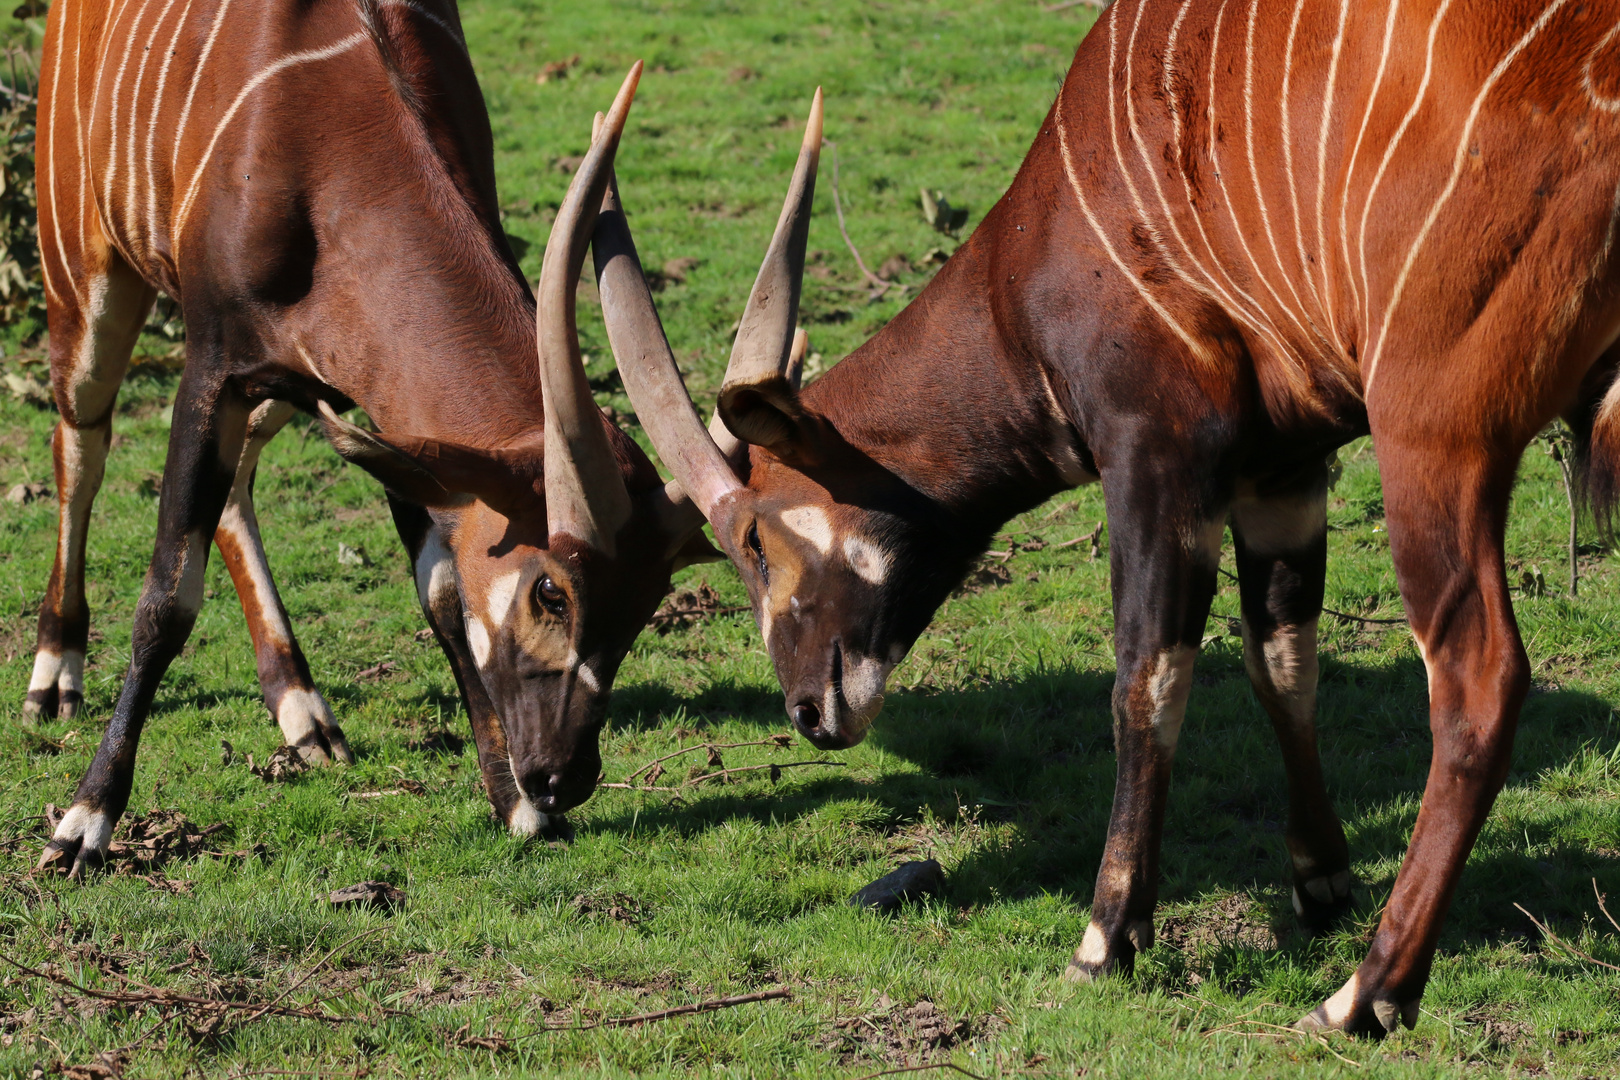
[[486, 570, 523, 627], [779, 505, 834, 554], [842, 534, 891, 585]]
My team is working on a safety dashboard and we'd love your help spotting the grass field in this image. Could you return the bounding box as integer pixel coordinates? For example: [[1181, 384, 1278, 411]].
[[0, 1, 1618, 1076]]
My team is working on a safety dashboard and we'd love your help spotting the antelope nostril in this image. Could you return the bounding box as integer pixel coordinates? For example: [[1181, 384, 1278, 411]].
[[532, 774, 565, 812], [791, 702, 821, 736]]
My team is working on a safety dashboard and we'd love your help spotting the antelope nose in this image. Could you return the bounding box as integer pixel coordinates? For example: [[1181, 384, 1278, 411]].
[[533, 774, 565, 812], [791, 701, 821, 739]]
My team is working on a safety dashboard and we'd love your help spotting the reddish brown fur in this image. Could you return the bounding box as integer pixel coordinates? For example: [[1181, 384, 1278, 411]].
[[30, 1, 707, 874], [627, 0, 1620, 1038]]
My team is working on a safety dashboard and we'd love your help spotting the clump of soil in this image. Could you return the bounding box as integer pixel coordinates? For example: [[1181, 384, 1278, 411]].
[[823, 995, 1005, 1066], [651, 582, 740, 632], [1157, 892, 1282, 955]]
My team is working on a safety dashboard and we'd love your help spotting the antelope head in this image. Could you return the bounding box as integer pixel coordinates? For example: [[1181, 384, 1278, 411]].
[[317, 66, 718, 828], [596, 91, 965, 751]]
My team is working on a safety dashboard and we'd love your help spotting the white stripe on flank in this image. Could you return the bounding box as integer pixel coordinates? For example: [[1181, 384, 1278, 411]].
[[172, 0, 235, 177], [1356, 0, 1455, 327], [1205, 0, 1319, 354], [1585, 22, 1620, 113], [1313, 0, 1351, 338], [173, 32, 368, 250], [101, 0, 152, 241], [1142, 0, 1296, 368], [1366, 0, 1575, 394], [71, 0, 88, 261], [43, 0, 76, 304], [145, 0, 198, 251], [1279, 0, 1316, 311], [1055, 92, 1211, 364], [86, 0, 139, 248], [123, 0, 180, 260], [1337, 0, 1399, 327], [1243, 0, 1316, 336]]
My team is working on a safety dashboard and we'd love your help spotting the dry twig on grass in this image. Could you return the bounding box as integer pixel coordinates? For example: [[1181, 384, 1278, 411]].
[[850, 1064, 990, 1080], [1516, 883, 1620, 974], [0, 926, 399, 1045], [601, 735, 846, 795], [827, 142, 903, 300], [519, 987, 792, 1037]]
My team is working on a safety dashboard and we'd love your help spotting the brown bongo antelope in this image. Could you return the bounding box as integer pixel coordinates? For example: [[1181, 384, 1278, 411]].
[[26, 0, 818, 876], [606, 0, 1620, 1038]]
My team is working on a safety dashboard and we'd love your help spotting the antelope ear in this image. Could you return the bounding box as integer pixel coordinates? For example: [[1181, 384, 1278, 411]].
[[716, 377, 826, 467], [316, 402, 541, 517], [671, 529, 724, 571]]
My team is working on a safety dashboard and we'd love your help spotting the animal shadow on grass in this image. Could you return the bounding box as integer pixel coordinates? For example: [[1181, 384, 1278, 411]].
[[599, 651, 1620, 950]]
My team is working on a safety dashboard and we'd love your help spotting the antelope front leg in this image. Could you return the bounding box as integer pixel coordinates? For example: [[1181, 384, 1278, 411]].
[[1299, 447, 1526, 1037], [1065, 476, 1223, 981], [1231, 470, 1351, 931], [214, 401, 352, 764], [387, 497, 544, 837], [39, 369, 250, 879]]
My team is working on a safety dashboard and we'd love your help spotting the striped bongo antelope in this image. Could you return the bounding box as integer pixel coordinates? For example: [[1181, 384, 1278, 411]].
[[26, 0, 795, 875], [606, 0, 1620, 1038]]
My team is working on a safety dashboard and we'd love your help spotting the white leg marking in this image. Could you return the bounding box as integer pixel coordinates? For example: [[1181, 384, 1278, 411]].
[[174, 530, 209, 618], [276, 686, 329, 746], [465, 618, 491, 668], [29, 650, 63, 695], [58, 650, 85, 701], [54, 803, 112, 855], [842, 534, 891, 585], [1366, 0, 1575, 394], [1242, 618, 1320, 728], [1075, 922, 1110, 966], [779, 505, 834, 555], [1147, 646, 1198, 751], [1318, 972, 1360, 1027], [485, 570, 522, 628]]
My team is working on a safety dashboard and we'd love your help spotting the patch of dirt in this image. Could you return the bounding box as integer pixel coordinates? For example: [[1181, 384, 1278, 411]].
[[823, 995, 1005, 1067], [105, 809, 250, 872], [572, 892, 646, 926], [1157, 892, 1281, 955], [651, 582, 742, 632]]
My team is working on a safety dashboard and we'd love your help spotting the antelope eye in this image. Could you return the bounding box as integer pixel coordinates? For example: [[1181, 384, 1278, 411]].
[[746, 522, 769, 587], [536, 575, 568, 617]]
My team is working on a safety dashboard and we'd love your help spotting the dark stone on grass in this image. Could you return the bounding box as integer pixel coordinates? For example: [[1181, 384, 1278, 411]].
[[329, 881, 406, 912], [849, 860, 945, 913]]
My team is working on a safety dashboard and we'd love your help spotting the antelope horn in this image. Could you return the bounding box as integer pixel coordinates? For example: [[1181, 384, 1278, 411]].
[[593, 162, 743, 526], [712, 88, 824, 454], [537, 63, 641, 553], [593, 91, 823, 524]]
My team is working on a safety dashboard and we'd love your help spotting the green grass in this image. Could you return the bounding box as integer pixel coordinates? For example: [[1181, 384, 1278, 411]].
[[0, 1, 1616, 1076]]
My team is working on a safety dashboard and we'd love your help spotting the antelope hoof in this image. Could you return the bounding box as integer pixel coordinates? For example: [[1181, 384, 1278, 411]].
[[1292, 869, 1354, 934], [57, 692, 83, 721], [293, 737, 333, 766], [1296, 974, 1419, 1039], [323, 728, 356, 766], [1061, 921, 1138, 983], [38, 804, 112, 880], [36, 838, 78, 876], [23, 686, 58, 720]]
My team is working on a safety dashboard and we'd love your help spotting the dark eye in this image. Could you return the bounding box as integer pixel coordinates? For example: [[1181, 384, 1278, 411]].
[[536, 575, 568, 617], [746, 522, 769, 587]]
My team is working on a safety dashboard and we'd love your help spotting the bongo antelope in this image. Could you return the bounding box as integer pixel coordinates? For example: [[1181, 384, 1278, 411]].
[[609, 0, 1620, 1038], [26, 0, 812, 876]]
